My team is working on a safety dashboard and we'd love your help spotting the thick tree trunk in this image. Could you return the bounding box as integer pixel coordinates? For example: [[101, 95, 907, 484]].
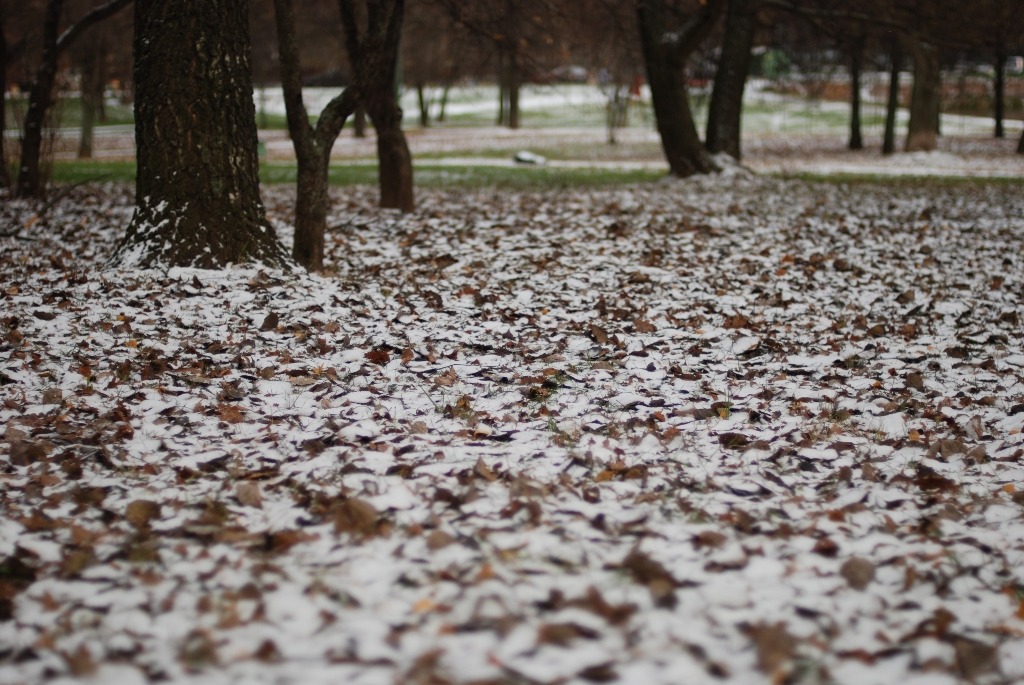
[[994, 49, 1005, 139], [368, 91, 414, 212], [16, 0, 63, 198], [112, 0, 288, 269], [905, 38, 941, 153], [637, 0, 719, 177], [883, 38, 901, 156], [848, 34, 864, 151], [705, 0, 755, 160], [353, 106, 367, 137]]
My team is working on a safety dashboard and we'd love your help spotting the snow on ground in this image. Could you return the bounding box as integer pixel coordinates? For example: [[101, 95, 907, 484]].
[[2, 174, 1024, 685]]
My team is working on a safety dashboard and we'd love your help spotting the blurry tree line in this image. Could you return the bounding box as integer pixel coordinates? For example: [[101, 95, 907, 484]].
[[3, 0, 1023, 271]]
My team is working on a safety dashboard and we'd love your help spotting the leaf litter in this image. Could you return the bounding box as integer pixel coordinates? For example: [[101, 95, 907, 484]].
[[2, 174, 1024, 684]]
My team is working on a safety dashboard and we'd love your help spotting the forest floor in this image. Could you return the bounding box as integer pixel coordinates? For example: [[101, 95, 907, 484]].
[[2, 167, 1024, 685]]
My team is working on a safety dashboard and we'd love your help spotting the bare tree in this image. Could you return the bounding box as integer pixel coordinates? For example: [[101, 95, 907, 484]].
[[339, 0, 413, 211], [15, 0, 132, 197], [705, 0, 758, 160], [272, 0, 360, 271], [637, 0, 723, 177], [110, 0, 289, 269]]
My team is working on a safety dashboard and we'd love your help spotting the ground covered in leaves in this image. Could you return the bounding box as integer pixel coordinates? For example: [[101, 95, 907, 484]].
[[2, 174, 1024, 684]]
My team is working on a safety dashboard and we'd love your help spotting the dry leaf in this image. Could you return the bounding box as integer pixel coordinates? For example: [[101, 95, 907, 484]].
[[125, 499, 161, 529], [236, 482, 263, 508], [333, 498, 379, 537]]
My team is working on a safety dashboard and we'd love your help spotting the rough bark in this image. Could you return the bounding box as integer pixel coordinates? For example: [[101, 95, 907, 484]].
[[273, 0, 359, 271], [705, 0, 756, 160], [340, 0, 413, 212], [994, 48, 1005, 139], [0, 6, 10, 189], [905, 37, 941, 153], [637, 0, 722, 177], [111, 0, 289, 269], [882, 37, 900, 156], [16, 0, 132, 197], [848, 32, 864, 151]]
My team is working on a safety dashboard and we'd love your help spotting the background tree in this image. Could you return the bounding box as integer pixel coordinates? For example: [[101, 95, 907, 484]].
[[637, 0, 723, 177], [436, 0, 562, 129], [111, 0, 288, 268], [705, 0, 758, 160], [15, 0, 131, 197], [340, 0, 413, 212], [271, 0, 359, 271], [402, 2, 466, 127]]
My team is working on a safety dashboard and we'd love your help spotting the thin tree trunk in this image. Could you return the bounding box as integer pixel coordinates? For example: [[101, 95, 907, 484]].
[[112, 0, 288, 269], [416, 82, 430, 127], [705, 0, 755, 160], [437, 83, 450, 122], [273, 0, 358, 271], [16, 0, 132, 197], [883, 37, 900, 156], [77, 38, 106, 159], [848, 33, 864, 151], [17, 0, 64, 198], [0, 7, 10, 189], [637, 0, 720, 177], [905, 37, 941, 153], [994, 48, 1005, 139], [1018, 127, 1024, 154], [507, 49, 521, 129]]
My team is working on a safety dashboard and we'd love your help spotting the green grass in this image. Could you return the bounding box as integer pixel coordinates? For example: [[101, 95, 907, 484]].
[[44, 159, 667, 190], [775, 171, 1024, 187], [5, 96, 134, 129]]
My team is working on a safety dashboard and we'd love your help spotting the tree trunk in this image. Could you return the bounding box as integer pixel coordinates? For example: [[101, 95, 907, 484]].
[[507, 50, 521, 130], [437, 83, 450, 122], [273, 0, 358, 271], [848, 33, 864, 151], [905, 38, 941, 153], [637, 0, 719, 177], [353, 106, 367, 137], [994, 48, 1005, 139], [883, 37, 900, 156], [1018, 127, 1024, 154], [0, 7, 10, 189], [77, 37, 106, 159], [368, 90, 414, 211], [112, 0, 289, 269], [705, 0, 755, 160], [16, 0, 64, 198], [416, 82, 430, 127]]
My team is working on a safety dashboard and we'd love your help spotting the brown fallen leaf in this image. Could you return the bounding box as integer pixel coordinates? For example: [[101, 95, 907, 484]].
[[9, 441, 48, 466], [743, 621, 797, 674], [235, 482, 263, 508], [125, 499, 161, 529], [473, 457, 498, 482], [333, 498, 380, 537], [537, 621, 600, 647], [365, 348, 390, 366], [840, 557, 875, 590], [260, 312, 280, 331]]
